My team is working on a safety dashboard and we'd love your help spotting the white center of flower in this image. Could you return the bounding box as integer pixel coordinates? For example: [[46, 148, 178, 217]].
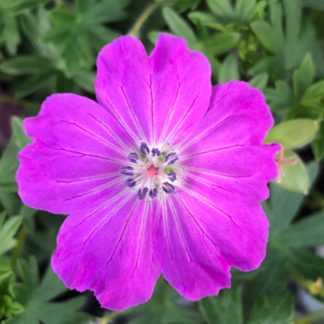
[[120, 142, 179, 199]]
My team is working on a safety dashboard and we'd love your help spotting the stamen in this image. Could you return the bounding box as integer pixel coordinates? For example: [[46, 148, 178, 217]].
[[165, 152, 178, 165], [151, 148, 161, 157], [167, 170, 177, 182], [149, 188, 158, 198], [120, 166, 133, 176], [128, 152, 139, 163], [138, 187, 148, 199], [125, 178, 136, 187], [162, 182, 175, 194], [140, 142, 150, 155]]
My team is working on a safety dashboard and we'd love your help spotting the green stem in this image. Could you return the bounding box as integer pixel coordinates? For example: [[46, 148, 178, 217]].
[[128, 2, 160, 37]]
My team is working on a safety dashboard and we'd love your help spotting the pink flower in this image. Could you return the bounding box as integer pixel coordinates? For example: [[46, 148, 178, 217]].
[[16, 34, 279, 311]]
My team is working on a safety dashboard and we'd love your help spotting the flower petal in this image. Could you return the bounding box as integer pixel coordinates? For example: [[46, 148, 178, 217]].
[[95, 34, 212, 146], [52, 198, 160, 311], [182, 144, 279, 202], [153, 196, 231, 300], [179, 81, 280, 201], [177, 81, 274, 152], [95, 35, 152, 143], [150, 34, 212, 145], [17, 93, 132, 214], [154, 188, 269, 300]]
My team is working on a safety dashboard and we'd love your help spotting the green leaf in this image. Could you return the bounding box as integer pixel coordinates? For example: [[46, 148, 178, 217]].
[[0, 55, 51, 75], [162, 7, 197, 45], [250, 20, 277, 53], [8, 259, 88, 324], [206, 0, 234, 20], [312, 121, 324, 160], [122, 280, 201, 324], [266, 119, 319, 149], [0, 117, 30, 193], [234, 0, 257, 22], [276, 151, 309, 194], [267, 162, 319, 233], [2, 16, 20, 55], [218, 54, 239, 83], [44, 0, 127, 77], [73, 69, 95, 93], [303, 0, 324, 10], [198, 287, 243, 324], [15, 73, 54, 98], [0, 213, 22, 256], [249, 73, 268, 90], [242, 245, 288, 318], [286, 248, 324, 280], [292, 53, 315, 97], [203, 32, 240, 56], [278, 211, 324, 247], [301, 80, 324, 109], [266, 80, 294, 112], [248, 293, 293, 324], [188, 11, 216, 26]]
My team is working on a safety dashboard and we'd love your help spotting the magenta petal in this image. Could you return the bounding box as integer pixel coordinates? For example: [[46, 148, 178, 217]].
[[95, 34, 212, 146], [183, 144, 279, 202], [17, 93, 133, 214], [52, 198, 160, 311], [177, 81, 274, 150], [154, 190, 269, 300], [150, 34, 212, 145], [179, 81, 280, 202], [95, 35, 153, 143], [153, 196, 231, 300]]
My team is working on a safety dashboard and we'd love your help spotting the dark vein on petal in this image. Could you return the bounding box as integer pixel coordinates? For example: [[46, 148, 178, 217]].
[[181, 187, 240, 228], [56, 173, 118, 184], [82, 194, 134, 246], [104, 200, 139, 268], [121, 85, 147, 141], [181, 144, 245, 160], [63, 177, 123, 201], [158, 83, 181, 144], [184, 166, 254, 179], [59, 120, 125, 156], [168, 197, 192, 263], [164, 92, 200, 145], [88, 113, 133, 152]]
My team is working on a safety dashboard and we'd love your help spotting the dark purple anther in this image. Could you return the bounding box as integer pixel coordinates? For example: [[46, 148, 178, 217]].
[[162, 182, 175, 194], [151, 148, 160, 157], [138, 187, 148, 199], [125, 178, 136, 187], [165, 152, 178, 164], [167, 170, 177, 182], [140, 142, 150, 155], [128, 152, 138, 163], [120, 166, 133, 176], [149, 188, 158, 198]]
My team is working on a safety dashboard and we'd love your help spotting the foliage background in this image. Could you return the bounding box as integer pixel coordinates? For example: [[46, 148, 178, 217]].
[[0, 0, 324, 323]]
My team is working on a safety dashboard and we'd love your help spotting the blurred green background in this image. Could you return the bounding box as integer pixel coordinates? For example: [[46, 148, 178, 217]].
[[0, 0, 324, 323]]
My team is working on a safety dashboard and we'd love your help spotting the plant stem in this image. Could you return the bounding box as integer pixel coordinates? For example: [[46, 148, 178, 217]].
[[128, 2, 160, 37]]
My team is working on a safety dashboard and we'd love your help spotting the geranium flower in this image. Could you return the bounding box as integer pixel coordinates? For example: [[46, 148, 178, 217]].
[[17, 34, 279, 311]]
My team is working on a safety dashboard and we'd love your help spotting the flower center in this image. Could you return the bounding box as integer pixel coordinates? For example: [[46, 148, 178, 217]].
[[120, 142, 179, 200], [147, 165, 159, 177]]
